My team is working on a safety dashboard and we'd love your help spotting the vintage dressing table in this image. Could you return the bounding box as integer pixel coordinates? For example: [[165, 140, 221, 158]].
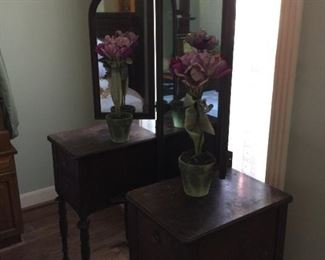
[[48, 122, 158, 260], [48, 0, 239, 259], [127, 170, 293, 260], [0, 99, 23, 249]]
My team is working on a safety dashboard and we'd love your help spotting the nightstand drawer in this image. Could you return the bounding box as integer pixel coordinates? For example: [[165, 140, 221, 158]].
[[0, 156, 14, 174], [127, 173, 292, 260], [138, 212, 181, 260]]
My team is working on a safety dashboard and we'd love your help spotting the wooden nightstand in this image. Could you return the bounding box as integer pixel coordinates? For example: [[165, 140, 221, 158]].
[[127, 170, 292, 260], [48, 122, 158, 260], [0, 131, 23, 249]]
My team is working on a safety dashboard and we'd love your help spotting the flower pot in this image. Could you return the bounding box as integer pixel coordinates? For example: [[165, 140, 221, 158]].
[[178, 151, 216, 197], [105, 112, 133, 143], [170, 100, 185, 128], [171, 108, 185, 128], [111, 105, 136, 114]]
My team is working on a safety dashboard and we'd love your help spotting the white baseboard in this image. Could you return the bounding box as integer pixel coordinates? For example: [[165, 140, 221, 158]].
[[20, 186, 57, 209]]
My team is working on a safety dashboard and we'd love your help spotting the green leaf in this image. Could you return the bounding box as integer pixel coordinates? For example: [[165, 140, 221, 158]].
[[125, 58, 133, 64], [185, 99, 215, 136], [184, 103, 199, 133], [184, 93, 196, 108], [197, 108, 215, 135], [110, 69, 123, 111], [184, 97, 215, 155]]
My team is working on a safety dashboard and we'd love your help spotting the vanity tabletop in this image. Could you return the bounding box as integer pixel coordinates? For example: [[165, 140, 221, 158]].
[[127, 170, 292, 244], [47, 122, 156, 159]]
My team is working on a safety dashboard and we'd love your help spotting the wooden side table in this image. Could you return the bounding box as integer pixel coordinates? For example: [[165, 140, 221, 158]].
[[127, 170, 292, 260], [0, 133, 23, 249], [48, 122, 158, 260]]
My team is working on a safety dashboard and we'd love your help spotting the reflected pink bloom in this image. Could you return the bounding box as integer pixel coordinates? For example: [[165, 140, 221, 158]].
[[185, 30, 218, 51], [96, 30, 139, 61], [170, 50, 231, 98]]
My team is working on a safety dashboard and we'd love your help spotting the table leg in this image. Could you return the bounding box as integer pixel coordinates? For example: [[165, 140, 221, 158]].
[[78, 216, 90, 260], [58, 196, 70, 260]]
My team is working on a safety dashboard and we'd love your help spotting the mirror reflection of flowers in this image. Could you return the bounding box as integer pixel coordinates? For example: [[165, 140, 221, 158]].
[[185, 29, 219, 53], [170, 32, 231, 163], [96, 31, 139, 113]]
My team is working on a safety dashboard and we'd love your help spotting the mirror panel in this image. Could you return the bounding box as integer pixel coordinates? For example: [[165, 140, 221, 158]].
[[97, 0, 136, 13], [159, 0, 233, 179], [89, 0, 155, 119], [162, 0, 223, 119], [189, 0, 223, 41]]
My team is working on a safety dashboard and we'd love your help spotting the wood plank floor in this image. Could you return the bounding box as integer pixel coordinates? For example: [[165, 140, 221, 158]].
[[0, 203, 129, 260]]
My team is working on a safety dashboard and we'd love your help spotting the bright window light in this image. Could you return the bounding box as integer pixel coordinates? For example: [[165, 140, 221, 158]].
[[228, 0, 282, 182]]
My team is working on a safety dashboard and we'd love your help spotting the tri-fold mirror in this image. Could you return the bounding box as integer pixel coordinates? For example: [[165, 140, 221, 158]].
[[157, 0, 236, 178], [162, 0, 224, 120], [89, 0, 155, 119], [89, 0, 236, 177]]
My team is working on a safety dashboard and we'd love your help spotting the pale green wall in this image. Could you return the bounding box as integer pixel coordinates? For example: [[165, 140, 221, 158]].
[[190, 0, 223, 40], [163, 0, 173, 71], [284, 1, 325, 259], [97, 1, 105, 12], [163, 0, 223, 70], [0, 0, 95, 193], [198, 0, 222, 40], [190, 0, 200, 32]]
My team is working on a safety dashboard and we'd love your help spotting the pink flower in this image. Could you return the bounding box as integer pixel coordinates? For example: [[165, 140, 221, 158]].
[[185, 30, 218, 51], [96, 31, 139, 61], [170, 50, 231, 98], [183, 63, 208, 89], [169, 57, 186, 77]]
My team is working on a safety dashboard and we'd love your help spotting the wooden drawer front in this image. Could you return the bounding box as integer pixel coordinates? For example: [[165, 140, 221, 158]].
[[0, 181, 14, 232], [138, 212, 181, 260], [0, 156, 14, 174], [198, 208, 278, 260], [54, 149, 81, 210], [0, 174, 22, 240]]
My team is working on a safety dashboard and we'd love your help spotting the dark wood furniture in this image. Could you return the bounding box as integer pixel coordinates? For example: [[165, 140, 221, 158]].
[[0, 203, 128, 260], [127, 170, 293, 260], [0, 101, 23, 249], [47, 122, 158, 260]]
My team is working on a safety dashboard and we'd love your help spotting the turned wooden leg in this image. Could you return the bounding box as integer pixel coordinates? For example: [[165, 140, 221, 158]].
[[58, 196, 70, 260], [78, 216, 90, 260], [124, 203, 129, 243]]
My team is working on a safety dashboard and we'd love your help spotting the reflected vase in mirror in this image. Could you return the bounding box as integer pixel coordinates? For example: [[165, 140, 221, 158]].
[[170, 30, 231, 197], [170, 99, 185, 128], [96, 30, 138, 143]]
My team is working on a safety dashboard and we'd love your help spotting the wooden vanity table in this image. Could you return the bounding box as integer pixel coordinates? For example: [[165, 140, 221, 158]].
[[48, 122, 157, 260], [127, 170, 293, 260], [50, 0, 238, 259], [0, 99, 23, 249]]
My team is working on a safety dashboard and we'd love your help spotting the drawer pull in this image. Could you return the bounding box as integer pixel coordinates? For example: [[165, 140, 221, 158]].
[[152, 231, 161, 244]]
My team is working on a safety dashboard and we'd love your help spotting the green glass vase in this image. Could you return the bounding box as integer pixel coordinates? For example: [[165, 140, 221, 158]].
[[171, 109, 185, 128], [178, 151, 216, 197], [170, 99, 185, 128], [111, 105, 136, 114], [105, 112, 133, 143]]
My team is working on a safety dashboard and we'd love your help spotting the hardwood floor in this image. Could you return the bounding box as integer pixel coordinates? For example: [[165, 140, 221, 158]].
[[0, 202, 129, 260]]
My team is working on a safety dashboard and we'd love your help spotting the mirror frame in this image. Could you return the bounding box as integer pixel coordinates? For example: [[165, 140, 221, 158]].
[[156, 0, 237, 179], [89, 0, 155, 119]]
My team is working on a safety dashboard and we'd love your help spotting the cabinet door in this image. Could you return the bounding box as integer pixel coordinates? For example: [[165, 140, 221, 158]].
[[0, 173, 23, 241]]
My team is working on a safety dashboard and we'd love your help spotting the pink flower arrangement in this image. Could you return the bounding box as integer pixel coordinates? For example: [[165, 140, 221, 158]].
[[96, 31, 139, 61], [170, 51, 230, 98], [169, 30, 231, 158], [96, 31, 139, 113], [185, 30, 218, 52]]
